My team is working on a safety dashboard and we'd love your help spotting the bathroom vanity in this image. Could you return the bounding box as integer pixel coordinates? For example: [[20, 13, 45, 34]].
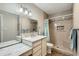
[[21, 35, 47, 56], [0, 35, 47, 56], [22, 36, 47, 56]]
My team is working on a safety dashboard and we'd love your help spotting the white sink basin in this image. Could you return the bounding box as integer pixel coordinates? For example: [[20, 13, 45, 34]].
[[22, 35, 47, 42]]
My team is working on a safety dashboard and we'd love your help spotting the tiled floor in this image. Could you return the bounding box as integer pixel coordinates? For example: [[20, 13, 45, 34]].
[[47, 49, 70, 56], [47, 51, 65, 56], [51, 50, 66, 56]]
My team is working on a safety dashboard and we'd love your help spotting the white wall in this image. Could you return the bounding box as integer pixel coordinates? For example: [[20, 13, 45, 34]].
[[73, 3, 79, 29]]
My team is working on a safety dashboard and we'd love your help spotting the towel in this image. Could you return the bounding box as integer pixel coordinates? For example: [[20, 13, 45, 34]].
[[71, 29, 77, 52]]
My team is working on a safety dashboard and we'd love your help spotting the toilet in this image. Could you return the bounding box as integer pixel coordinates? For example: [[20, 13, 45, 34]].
[[47, 43, 53, 54]]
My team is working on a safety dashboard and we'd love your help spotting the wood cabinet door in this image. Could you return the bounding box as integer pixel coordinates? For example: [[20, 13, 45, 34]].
[[41, 38, 47, 56]]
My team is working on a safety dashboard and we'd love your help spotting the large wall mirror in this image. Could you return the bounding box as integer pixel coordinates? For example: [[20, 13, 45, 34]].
[[20, 15, 38, 38]]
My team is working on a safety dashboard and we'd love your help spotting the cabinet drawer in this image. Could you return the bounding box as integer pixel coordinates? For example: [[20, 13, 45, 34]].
[[21, 50, 32, 56], [33, 44, 41, 53], [41, 38, 47, 56], [33, 49, 41, 56], [33, 40, 41, 47]]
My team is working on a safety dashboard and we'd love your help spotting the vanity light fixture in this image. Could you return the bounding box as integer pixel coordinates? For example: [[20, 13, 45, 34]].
[[19, 5, 32, 16]]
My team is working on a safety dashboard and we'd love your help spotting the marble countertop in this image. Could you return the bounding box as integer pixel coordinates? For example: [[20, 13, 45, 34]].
[[0, 35, 47, 56], [0, 43, 32, 56], [22, 35, 47, 42]]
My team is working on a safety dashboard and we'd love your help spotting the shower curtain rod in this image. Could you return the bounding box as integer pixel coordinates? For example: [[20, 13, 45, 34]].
[[74, 29, 79, 30], [49, 19, 64, 22], [50, 13, 73, 19]]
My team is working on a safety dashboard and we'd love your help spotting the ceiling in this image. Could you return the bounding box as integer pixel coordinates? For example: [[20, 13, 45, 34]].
[[0, 3, 73, 16], [34, 3, 73, 15]]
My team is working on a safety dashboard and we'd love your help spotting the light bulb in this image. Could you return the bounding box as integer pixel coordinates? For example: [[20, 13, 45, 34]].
[[19, 7, 23, 12], [28, 11, 32, 16], [54, 23, 57, 26], [62, 17, 64, 19], [24, 9, 28, 15]]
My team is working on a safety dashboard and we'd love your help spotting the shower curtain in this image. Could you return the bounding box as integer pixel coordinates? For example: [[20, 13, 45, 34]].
[[43, 19, 50, 42]]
